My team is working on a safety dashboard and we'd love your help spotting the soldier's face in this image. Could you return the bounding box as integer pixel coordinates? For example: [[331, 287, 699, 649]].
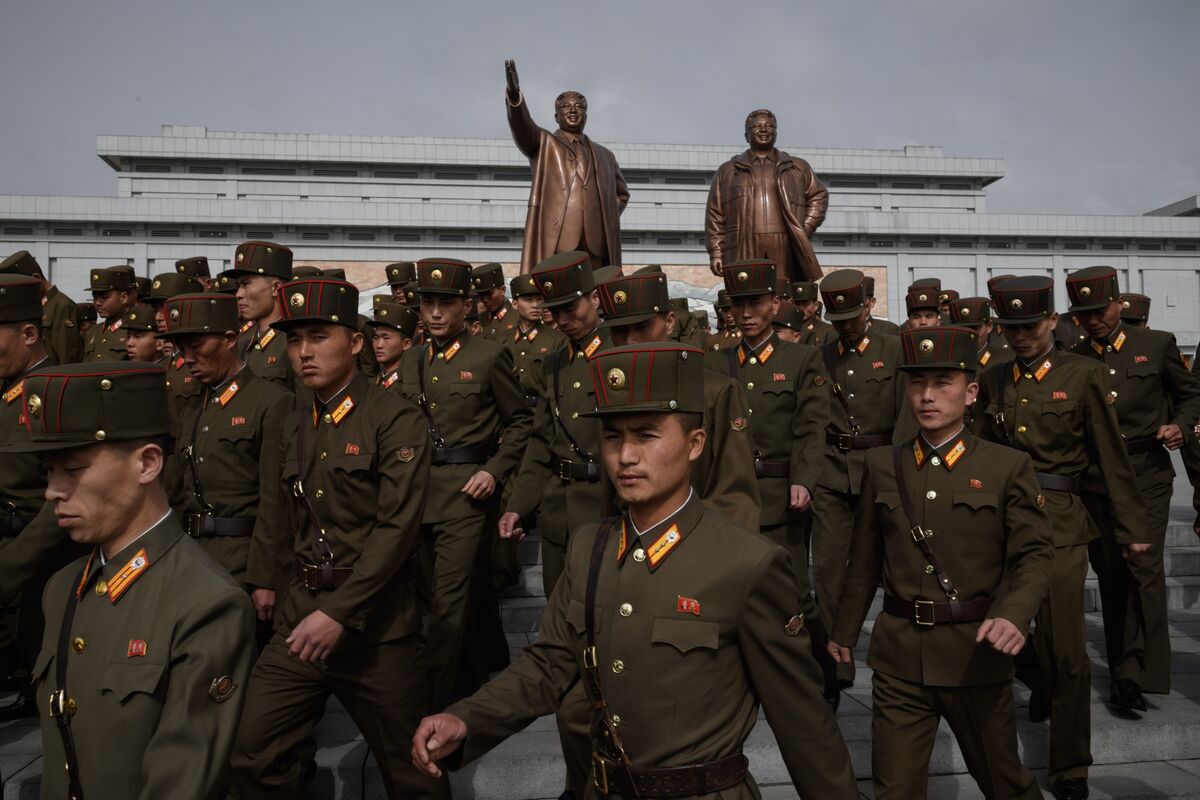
[[92, 289, 125, 319], [611, 312, 673, 346], [391, 285, 408, 303], [554, 95, 588, 134], [1076, 300, 1122, 340], [420, 295, 468, 339], [236, 276, 280, 322], [601, 413, 705, 510], [1003, 315, 1056, 360], [744, 115, 777, 150], [907, 310, 941, 329], [832, 307, 871, 341], [774, 325, 801, 343], [124, 330, 159, 362], [178, 333, 239, 386], [0, 322, 40, 380], [372, 327, 410, 368], [906, 370, 978, 440], [550, 292, 601, 341], [731, 294, 779, 341], [514, 295, 542, 324], [480, 287, 507, 314], [286, 324, 362, 396], [796, 300, 819, 321]]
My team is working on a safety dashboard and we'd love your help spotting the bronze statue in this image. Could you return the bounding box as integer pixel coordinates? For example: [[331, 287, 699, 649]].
[[705, 109, 829, 281], [505, 59, 629, 274]]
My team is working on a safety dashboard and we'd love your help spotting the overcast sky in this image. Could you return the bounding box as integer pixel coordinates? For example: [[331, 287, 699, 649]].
[[1, 0, 1196, 216]]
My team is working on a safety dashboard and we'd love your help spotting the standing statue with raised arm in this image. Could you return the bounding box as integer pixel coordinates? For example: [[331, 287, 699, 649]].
[[706, 109, 829, 281], [505, 59, 630, 274]]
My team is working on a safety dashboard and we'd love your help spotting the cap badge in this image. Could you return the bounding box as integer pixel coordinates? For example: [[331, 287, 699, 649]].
[[472, 277, 481, 287], [606, 367, 627, 390], [152, 280, 161, 289], [1011, 298, 1023, 310], [431, 269, 443, 281], [1122, 300, 1131, 309], [1080, 286, 1092, 297], [835, 294, 845, 303], [169, 308, 180, 321], [289, 292, 306, 308], [236, 252, 245, 263], [26, 394, 42, 418], [613, 290, 628, 305], [177, 266, 185, 273], [919, 338, 935, 353], [736, 271, 749, 283], [542, 280, 554, 293], [961, 307, 971, 317], [918, 293, 928, 302]]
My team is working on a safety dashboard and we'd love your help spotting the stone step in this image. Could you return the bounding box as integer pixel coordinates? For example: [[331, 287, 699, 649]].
[[499, 596, 547, 633], [1085, 575, 1200, 612], [517, 535, 541, 567], [1166, 523, 1196, 549], [500, 564, 545, 599]]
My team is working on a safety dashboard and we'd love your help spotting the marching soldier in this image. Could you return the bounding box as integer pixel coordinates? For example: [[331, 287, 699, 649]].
[[9, 361, 255, 799], [947, 296, 1011, 369], [174, 255, 213, 290], [372, 300, 420, 391], [230, 276, 447, 799], [507, 273, 566, 403], [793, 280, 837, 346], [710, 289, 742, 349], [830, 325, 1052, 800], [473, 262, 520, 342], [121, 303, 161, 363], [0, 250, 81, 364], [386, 261, 417, 303], [770, 304, 807, 342], [812, 268, 913, 688], [938, 288, 960, 324], [84, 265, 136, 361], [230, 241, 294, 389], [146, 273, 207, 434], [293, 266, 380, 380], [1065, 266, 1200, 709], [412, 341, 858, 799], [864, 275, 901, 336], [975, 276, 1148, 800], [158, 292, 294, 640], [904, 286, 942, 329], [1119, 293, 1151, 327]]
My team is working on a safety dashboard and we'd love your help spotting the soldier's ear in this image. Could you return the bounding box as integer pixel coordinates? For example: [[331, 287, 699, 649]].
[[965, 379, 980, 407], [686, 426, 707, 463], [349, 329, 364, 356]]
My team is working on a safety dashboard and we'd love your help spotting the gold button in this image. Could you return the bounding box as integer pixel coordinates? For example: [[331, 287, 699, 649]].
[[323, 413, 333, 424], [926, 490, 937, 500], [430, 402, 438, 410], [1109, 368, 1116, 375], [746, 382, 754, 390], [619, 603, 632, 617], [314, 489, 324, 499], [1017, 425, 1027, 433], [930, 456, 941, 466], [94, 579, 108, 596], [255, 343, 262, 350], [611, 659, 625, 674], [201, 425, 209, 433], [749, 357, 757, 365], [1106, 345, 1113, 352], [1020, 398, 1029, 406], [65, 698, 77, 716], [432, 376, 439, 383], [632, 549, 646, 563], [1024, 372, 1033, 380], [71, 637, 85, 654], [847, 369, 855, 376], [612, 714, 621, 727], [320, 451, 328, 460], [925, 565, 935, 575], [571, 412, 579, 419], [436, 352, 445, 360], [573, 381, 581, 389]]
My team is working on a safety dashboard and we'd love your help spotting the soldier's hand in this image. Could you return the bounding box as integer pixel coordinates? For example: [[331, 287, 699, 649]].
[[710, 258, 724, 277], [286, 609, 345, 662], [412, 713, 468, 777], [462, 470, 498, 500], [976, 617, 1024, 655], [250, 587, 276, 622], [1157, 423, 1184, 450], [789, 484, 812, 511], [1122, 542, 1151, 561], [827, 641, 853, 665], [504, 59, 520, 102], [498, 511, 525, 541]]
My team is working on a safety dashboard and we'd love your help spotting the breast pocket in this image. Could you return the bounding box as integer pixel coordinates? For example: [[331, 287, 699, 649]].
[[651, 618, 719, 655], [333, 453, 376, 476], [952, 492, 999, 514], [216, 424, 258, 458], [100, 661, 166, 705]]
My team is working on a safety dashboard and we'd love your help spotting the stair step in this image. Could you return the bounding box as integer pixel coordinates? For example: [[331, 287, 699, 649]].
[[500, 596, 546, 632], [500, 565, 545, 598]]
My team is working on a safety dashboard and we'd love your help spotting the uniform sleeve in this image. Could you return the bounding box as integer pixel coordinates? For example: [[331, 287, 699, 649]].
[[704, 166, 727, 264], [1084, 366, 1147, 545], [505, 92, 542, 161], [138, 583, 255, 800], [987, 452, 1053, 634], [245, 391, 294, 592], [738, 546, 858, 798], [699, 377, 760, 531], [482, 346, 535, 482], [1160, 333, 1200, 431], [56, 302, 83, 364], [831, 465, 885, 647], [790, 347, 830, 491], [505, 355, 557, 519], [317, 401, 431, 632]]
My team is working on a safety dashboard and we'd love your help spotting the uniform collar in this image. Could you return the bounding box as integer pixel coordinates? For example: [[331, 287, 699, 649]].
[[82, 510, 180, 605], [913, 428, 971, 471], [427, 326, 470, 363], [837, 333, 871, 357], [615, 491, 704, 572], [515, 321, 542, 342], [311, 372, 367, 428], [568, 327, 606, 362], [737, 331, 778, 365], [1012, 345, 1057, 384], [1090, 323, 1127, 355]]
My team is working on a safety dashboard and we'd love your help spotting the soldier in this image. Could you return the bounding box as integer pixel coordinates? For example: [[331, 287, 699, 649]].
[[8, 361, 255, 799], [215, 270, 239, 294], [507, 272, 566, 404], [122, 303, 161, 363], [1054, 313, 1089, 350], [947, 296, 1011, 369], [975, 276, 1148, 800], [812, 268, 913, 688], [294, 266, 379, 379], [770, 303, 806, 343], [146, 273, 207, 434], [863, 275, 901, 336], [385, 261, 417, 302], [399, 258, 533, 708], [1119, 293, 1151, 328], [793, 280, 837, 346], [133, 276, 152, 301], [0, 250, 82, 364], [413, 342, 858, 798], [830, 325, 1052, 800], [937, 288, 960, 324], [230, 276, 446, 799], [158, 292, 294, 641], [229, 240, 293, 389], [372, 300, 420, 391], [904, 286, 941, 329], [710, 289, 742, 349], [1065, 266, 1200, 710], [174, 255, 213, 290], [473, 262, 519, 342], [76, 302, 97, 338], [694, 310, 712, 334], [669, 297, 711, 350], [84, 265, 136, 361]]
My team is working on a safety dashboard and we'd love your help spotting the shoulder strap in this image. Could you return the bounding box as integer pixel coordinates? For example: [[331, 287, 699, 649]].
[[550, 349, 593, 462], [184, 394, 213, 513], [821, 342, 861, 434], [725, 344, 738, 379], [989, 365, 1010, 444], [891, 445, 959, 600], [294, 416, 334, 563], [415, 344, 446, 447], [53, 563, 88, 800]]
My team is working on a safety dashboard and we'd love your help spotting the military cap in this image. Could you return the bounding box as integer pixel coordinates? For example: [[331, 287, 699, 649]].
[[991, 276, 1054, 325], [471, 262, 506, 293], [291, 266, 325, 279], [582, 342, 706, 417], [775, 279, 794, 301], [174, 256, 211, 279], [715, 290, 731, 311], [272, 278, 360, 331], [1119, 293, 1151, 323], [133, 276, 153, 299], [372, 301, 419, 337], [792, 281, 819, 303], [123, 303, 158, 332], [939, 289, 960, 304], [0, 250, 45, 279], [147, 272, 203, 302], [0, 274, 44, 323], [909, 277, 942, 291], [820, 269, 869, 321], [2, 361, 170, 453], [985, 273, 1016, 295], [593, 265, 623, 284], [416, 258, 472, 297], [947, 297, 992, 328], [385, 262, 416, 287], [158, 293, 240, 339], [597, 270, 670, 327], [669, 297, 691, 316], [771, 304, 807, 332], [510, 273, 540, 298], [899, 326, 978, 373], [531, 251, 596, 308], [399, 281, 420, 307], [905, 288, 940, 314], [723, 260, 776, 298], [90, 266, 135, 293], [228, 241, 293, 280], [214, 270, 239, 294], [863, 275, 877, 298], [320, 268, 347, 280], [77, 302, 98, 323], [1066, 265, 1120, 312]]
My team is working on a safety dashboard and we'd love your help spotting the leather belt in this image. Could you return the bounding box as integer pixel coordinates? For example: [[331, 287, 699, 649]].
[[183, 513, 255, 538], [1036, 473, 1079, 493], [1124, 435, 1162, 456], [524, 394, 539, 408], [754, 458, 789, 479], [296, 559, 353, 591], [883, 595, 992, 627], [825, 429, 892, 451], [431, 445, 491, 466], [591, 751, 748, 798], [556, 457, 600, 483]]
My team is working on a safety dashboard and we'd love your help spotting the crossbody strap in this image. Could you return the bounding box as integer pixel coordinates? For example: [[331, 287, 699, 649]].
[[891, 444, 960, 600], [821, 342, 862, 435], [550, 350, 593, 462], [52, 562, 89, 800], [415, 345, 447, 448], [294, 416, 334, 564]]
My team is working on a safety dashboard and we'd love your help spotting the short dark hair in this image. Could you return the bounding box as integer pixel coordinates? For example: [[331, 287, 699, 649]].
[[745, 109, 777, 128], [0, 318, 44, 338], [677, 411, 703, 434], [555, 90, 587, 108]]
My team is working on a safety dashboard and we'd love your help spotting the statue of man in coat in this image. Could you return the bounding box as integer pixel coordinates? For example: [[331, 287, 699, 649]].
[[706, 110, 829, 281], [505, 59, 629, 274]]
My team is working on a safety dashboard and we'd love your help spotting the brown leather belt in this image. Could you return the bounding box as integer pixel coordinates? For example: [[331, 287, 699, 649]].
[[591, 751, 748, 798], [296, 559, 353, 591], [556, 457, 600, 483], [1124, 435, 1162, 456], [826, 429, 892, 451], [431, 445, 492, 466], [1036, 473, 1079, 493], [884, 595, 992, 627], [754, 458, 789, 479], [183, 513, 255, 538]]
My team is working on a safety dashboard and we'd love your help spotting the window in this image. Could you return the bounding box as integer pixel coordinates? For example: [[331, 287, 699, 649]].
[[241, 167, 296, 176], [348, 232, 376, 241], [987, 241, 1012, 249], [1175, 243, 1198, 251], [656, 237, 683, 245], [621, 236, 640, 244], [494, 170, 532, 181], [434, 171, 478, 180], [197, 230, 228, 238], [625, 175, 651, 184], [483, 235, 510, 243], [938, 182, 972, 190], [189, 165, 224, 174], [301, 232, 331, 241], [909, 240, 934, 248], [313, 168, 358, 177], [150, 230, 180, 238], [1138, 243, 1162, 251], [3, 226, 33, 236], [1026, 241, 1050, 249], [948, 240, 973, 249], [438, 234, 467, 242], [830, 180, 878, 188], [374, 169, 419, 179], [892, 181, 925, 189], [664, 175, 706, 185], [393, 232, 421, 242], [1101, 243, 1125, 251], [134, 164, 171, 173], [821, 239, 848, 247], [246, 231, 274, 239], [869, 240, 894, 248], [52, 228, 83, 236], [102, 229, 132, 237], [1064, 241, 1088, 250]]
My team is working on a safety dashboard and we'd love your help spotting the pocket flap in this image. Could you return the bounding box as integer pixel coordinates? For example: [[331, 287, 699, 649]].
[[651, 618, 719, 654], [216, 424, 257, 443], [333, 453, 375, 472], [32, 649, 53, 683], [101, 662, 165, 702], [1042, 399, 1077, 415], [566, 599, 599, 635], [875, 491, 903, 511], [450, 382, 482, 396], [953, 492, 999, 510]]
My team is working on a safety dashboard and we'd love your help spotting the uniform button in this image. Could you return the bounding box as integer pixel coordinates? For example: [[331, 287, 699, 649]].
[[65, 698, 77, 716], [436, 352, 445, 360], [323, 413, 333, 424], [571, 412, 579, 419], [315, 489, 324, 499], [71, 637, 85, 654], [925, 565, 935, 575], [746, 382, 754, 390], [619, 603, 632, 617], [847, 369, 855, 376], [611, 714, 621, 727], [848, 393, 855, 399], [255, 344, 262, 350], [611, 659, 625, 674], [926, 490, 937, 500], [95, 579, 108, 597], [1017, 425, 1027, 433], [632, 548, 646, 562], [201, 425, 209, 433], [1024, 372, 1033, 380], [747, 408, 753, 415], [1106, 345, 1113, 352], [1109, 368, 1116, 375], [431, 376, 439, 383], [320, 451, 328, 460], [573, 381, 581, 389], [1020, 398, 1029, 406], [430, 403, 438, 411], [930, 456, 941, 466], [197, 456, 204, 464], [749, 357, 757, 365]]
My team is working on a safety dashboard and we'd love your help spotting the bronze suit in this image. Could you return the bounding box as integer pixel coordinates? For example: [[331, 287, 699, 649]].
[[507, 93, 630, 274]]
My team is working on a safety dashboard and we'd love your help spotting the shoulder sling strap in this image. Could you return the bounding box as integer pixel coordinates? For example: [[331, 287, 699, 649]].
[[184, 393, 214, 513], [51, 563, 89, 800], [415, 344, 447, 448], [294, 415, 334, 565], [891, 444, 960, 600], [550, 350, 594, 462], [821, 342, 862, 435]]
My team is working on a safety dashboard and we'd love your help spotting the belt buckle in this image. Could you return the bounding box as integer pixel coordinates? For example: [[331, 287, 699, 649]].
[[558, 460, 574, 482], [914, 599, 936, 626], [583, 645, 598, 670], [910, 525, 928, 543], [836, 433, 853, 451], [591, 753, 610, 795], [48, 689, 66, 718]]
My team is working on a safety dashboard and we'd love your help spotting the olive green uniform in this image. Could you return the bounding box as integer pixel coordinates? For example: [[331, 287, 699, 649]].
[[41, 286, 82, 365], [83, 317, 129, 361], [240, 324, 293, 390], [482, 300, 520, 342], [508, 320, 566, 402], [163, 353, 204, 436], [798, 316, 836, 347], [709, 328, 742, 350]]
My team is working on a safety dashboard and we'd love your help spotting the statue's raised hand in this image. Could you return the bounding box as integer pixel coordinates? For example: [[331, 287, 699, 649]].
[[505, 59, 521, 102]]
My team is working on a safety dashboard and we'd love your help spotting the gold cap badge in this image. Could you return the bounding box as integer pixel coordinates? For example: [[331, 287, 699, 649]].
[[431, 269, 443, 281], [736, 271, 749, 283], [1011, 298, 1023, 310], [1080, 286, 1092, 297], [26, 394, 42, 418], [919, 339, 934, 353], [606, 367, 626, 390], [289, 293, 305, 308], [613, 290, 628, 305]]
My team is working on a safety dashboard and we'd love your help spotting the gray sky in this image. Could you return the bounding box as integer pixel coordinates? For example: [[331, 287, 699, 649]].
[[1, 0, 1196, 216]]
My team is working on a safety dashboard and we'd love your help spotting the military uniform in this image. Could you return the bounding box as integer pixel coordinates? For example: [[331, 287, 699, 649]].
[[372, 299, 420, 393], [3, 252, 83, 365], [1066, 267, 1200, 697], [230, 241, 295, 390], [834, 326, 1051, 799], [975, 276, 1146, 791], [798, 316, 836, 347], [146, 273, 208, 432], [443, 342, 858, 800], [507, 273, 567, 402], [1119, 293, 1151, 327], [473, 262, 521, 343], [83, 266, 135, 361], [5, 361, 255, 800]]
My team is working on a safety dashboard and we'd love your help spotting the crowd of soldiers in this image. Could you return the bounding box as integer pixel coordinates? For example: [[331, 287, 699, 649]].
[[1, 241, 1198, 800]]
